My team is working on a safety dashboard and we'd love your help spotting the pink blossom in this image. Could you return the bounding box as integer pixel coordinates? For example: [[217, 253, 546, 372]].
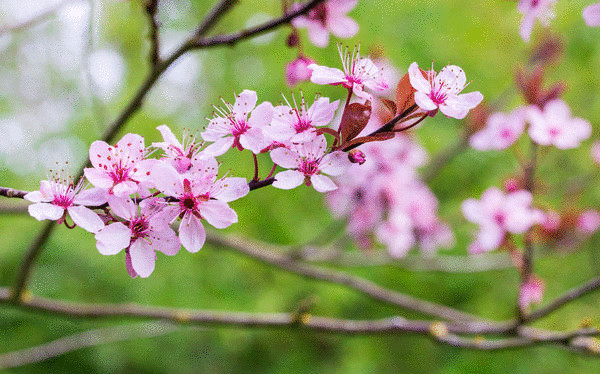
[[577, 210, 600, 234], [462, 187, 544, 253], [285, 55, 315, 86], [308, 45, 388, 100], [373, 57, 401, 97], [268, 94, 339, 144], [84, 133, 156, 197], [408, 62, 483, 119], [152, 125, 204, 173], [584, 3, 600, 26], [526, 100, 591, 149], [542, 210, 561, 231], [95, 198, 180, 278], [291, 0, 358, 48], [519, 276, 545, 310], [25, 177, 106, 233], [151, 158, 249, 253], [201, 90, 273, 156], [470, 108, 526, 151], [375, 210, 415, 258], [518, 0, 557, 42], [591, 140, 600, 165], [270, 135, 350, 192]]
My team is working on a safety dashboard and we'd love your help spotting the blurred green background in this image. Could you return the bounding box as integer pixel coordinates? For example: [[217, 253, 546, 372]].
[[2, 0, 600, 372]]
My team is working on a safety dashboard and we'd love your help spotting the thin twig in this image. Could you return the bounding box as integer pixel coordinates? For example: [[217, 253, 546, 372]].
[[0, 0, 81, 36], [194, 0, 240, 37], [145, 0, 161, 68], [0, 321, 183, 370], [0, 187, 28, 199], [205, 232, 487, 322], [524, 276, 600, 324]]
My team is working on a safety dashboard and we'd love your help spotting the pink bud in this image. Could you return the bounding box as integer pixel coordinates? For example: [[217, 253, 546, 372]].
[[504, 178, 520, 192], [285, 55, 315, 86], [348, 149, 366, 165], [519, 276, 544, 310], [541, 210, 561, 231]]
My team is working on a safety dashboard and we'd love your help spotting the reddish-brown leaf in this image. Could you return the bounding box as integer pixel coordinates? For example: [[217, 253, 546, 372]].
[[381, 98, 397, 116], [339, 101, 372, 143], [395, 72, 417, 116]]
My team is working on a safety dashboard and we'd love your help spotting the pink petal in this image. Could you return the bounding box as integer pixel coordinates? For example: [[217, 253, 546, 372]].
[[95, 222, 131, 255], [306, 23, 330, 47], [179, 212, 206, 253], [107, 196, 137, 220], [24, 190, 47, 203], [203, 137, 234, 157], [311, 174, 337, 192], [115, 133, 145, 163], [149, 226, 180, 256], [270, 147, 300, 169], [273, 170, 304, 190], [152, 162, 184, 197], [202, 117, 231, 141], [125, 252, 138, 278], [520, 13, 536, 42], [156, 125, 182, 149], [326, 0, 358, 14], [308, 98, 339, 126], [414, 91, 438, 111], [211, 177, 249, 202], [584, 3, 600, 26], [112, 181, 138, 197], [28, 203, 64, 221], [233, 90, 258, 119], [67, 205, 104, 233], [88, 140, 112, 169], [239, 127, 266, 154], [408, 62, 431, 93], [320, 151, 351, 176], [84, 168, 113, 189], [199, 199, 237, 229], [308, 65, 346, 85], [475, 225, 505, 252], [129, 240, 156, 278], [327, 16, 359, 38], [73, 187, 107, 206], [248, 101, 273, 130]]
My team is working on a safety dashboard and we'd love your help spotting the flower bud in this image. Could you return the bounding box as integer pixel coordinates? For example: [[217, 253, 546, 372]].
[[348, 149, 366, 165], [285, 55, 315, 86]]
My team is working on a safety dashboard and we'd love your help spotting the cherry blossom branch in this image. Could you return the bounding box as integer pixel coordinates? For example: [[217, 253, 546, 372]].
[[0, 321, 183, 370], [0, 187, 28, 199], [8, 0, 324, 304], [0, 0, 81, 36], [204, 232, 487, 322], [524, 276, 600, 324], [144, 0, 161, 68]]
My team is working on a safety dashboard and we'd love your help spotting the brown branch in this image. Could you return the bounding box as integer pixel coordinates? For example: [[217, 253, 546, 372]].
[[194, 0, 240, 37], [524, 276, 600, 324], [0, 187, 28, 199], [144, 0, 161, 68], [0, 321, 182, 370], [191, 0, 326, 48], [205, 232, 490, 323]]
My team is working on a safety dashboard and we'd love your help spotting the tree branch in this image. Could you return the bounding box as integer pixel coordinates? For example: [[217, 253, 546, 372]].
[[0, 187, 28, 199], [205, 232, 490, 323], [0, 0, 80, 36], [144, 0, 161, 68]]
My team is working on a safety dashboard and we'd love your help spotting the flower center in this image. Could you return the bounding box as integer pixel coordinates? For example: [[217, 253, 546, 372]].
[[109, 162, 130, 183], [299, 159, 319, 176], [429, 88, 447, 105], [130, 215, 150, 240], [494, 212, 506, 225], [309, 4, 328, 26], [231, 118, 249, 137]]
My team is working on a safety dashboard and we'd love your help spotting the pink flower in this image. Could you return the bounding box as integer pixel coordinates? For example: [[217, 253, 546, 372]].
[[462, 187, 544, 254], [270, 135, 350, 192], [152, 158, 249, 253], [592, 140, 600, 165], [291, 0, 358, 48], [84, 133, 156, 197], [577, 210, 600, 234], [285, 55, 315, 86], [408, 62, 483, 119], [201, 90, 273, 156], [584, 3, 600, 27], [470, 108, 526, 151], [95, 198, 180, 278], [375, 209, 415, 258], [373, 57, 401, 97], [519, 275, 545, 310], [526, 99, 591, 149], [518, 0, 557, 42], [268, 94, 339, 143], [25, 177, 106, 233], [152, 125, 204, 173], [309, 45, 388, 100]]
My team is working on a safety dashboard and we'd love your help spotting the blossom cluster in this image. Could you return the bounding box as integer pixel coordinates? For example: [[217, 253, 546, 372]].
[[23, 44, 484, 277]]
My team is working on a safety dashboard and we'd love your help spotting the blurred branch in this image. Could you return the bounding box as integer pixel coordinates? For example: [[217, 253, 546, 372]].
[[0, 321, 183, 370], [0, 287, 598, 355], [524, 276, 600, 324], [205, 232, 486, 322], [144, 0, 161, 68], [296, 246, 514, 272], [191, 0, 325, 48], [0, 204, 28, 214], [0, 187, 27, 199], [0, 0, 80, 36], [194, 0, 240, 37], [421, 134, 470, 183]]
